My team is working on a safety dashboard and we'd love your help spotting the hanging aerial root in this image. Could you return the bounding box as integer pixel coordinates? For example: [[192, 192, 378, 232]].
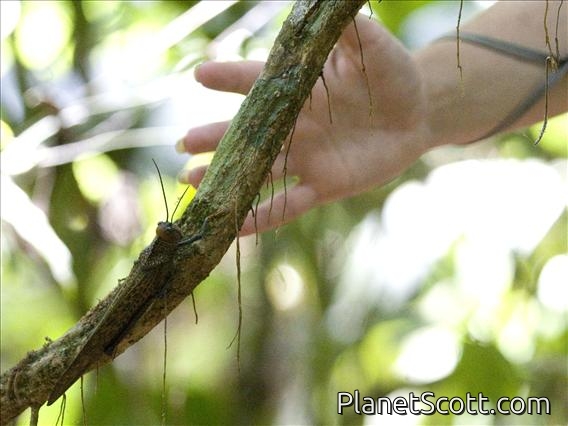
[[319, 71, 333, 124], [226, 199, 243, 372], [161, 298, 168, 426], [533, 56, 553, 145], [456, 0, 464, 92], [55, 394, 66, 426], [252, 192, 261, 245], [267, 170, 275, 223], [190, 291, 199, 324], [534, 0, 562, 145], [282, 121, 297, 223], [352, 17, 373, 121]]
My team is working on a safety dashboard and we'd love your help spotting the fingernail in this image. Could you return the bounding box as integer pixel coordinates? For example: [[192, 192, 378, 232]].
[[193, 62, 203, 80], [175, 137, 186, 153], [177, 170, 189, 184]]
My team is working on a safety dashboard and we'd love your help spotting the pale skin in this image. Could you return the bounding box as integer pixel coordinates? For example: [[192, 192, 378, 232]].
[[177, 1, 567, 236]]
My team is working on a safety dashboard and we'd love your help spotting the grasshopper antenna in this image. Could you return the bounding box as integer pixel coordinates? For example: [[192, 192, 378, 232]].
[[152, 159, 169, 222], [170, 185, 191, 222], [152, 159, 191, 222]]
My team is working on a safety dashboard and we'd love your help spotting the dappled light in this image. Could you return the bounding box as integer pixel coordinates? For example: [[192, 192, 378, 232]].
[[394, 326, 461, 384], [266, 263, 305, 311]]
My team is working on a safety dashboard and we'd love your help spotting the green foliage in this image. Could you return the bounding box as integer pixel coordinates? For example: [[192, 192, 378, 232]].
[[370, 0, 430, 35], [1, 1, 566, 425]]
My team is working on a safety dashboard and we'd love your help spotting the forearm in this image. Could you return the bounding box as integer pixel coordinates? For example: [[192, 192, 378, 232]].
[[416, 1, 567, 147]]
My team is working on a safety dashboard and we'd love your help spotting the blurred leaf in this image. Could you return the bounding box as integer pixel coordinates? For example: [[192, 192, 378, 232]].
[[1, 176, 75, 285], [14, 2, 72, 72], [0, 119, 14, 150], [359, 319, 415, 389], [371, 0, 429, 35], [531, 113, 568, 158], [439, 340, 522, 402], [72, 154, 120, 203]]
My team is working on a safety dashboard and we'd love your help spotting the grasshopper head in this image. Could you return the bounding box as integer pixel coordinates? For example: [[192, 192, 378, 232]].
[[156, 221, 182, 243]]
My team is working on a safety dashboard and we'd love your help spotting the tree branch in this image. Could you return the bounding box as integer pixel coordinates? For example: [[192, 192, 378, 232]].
[[0, 1, 366, 422]]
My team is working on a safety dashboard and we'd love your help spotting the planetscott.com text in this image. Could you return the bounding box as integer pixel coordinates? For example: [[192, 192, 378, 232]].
[[337, 390, 551, 416]]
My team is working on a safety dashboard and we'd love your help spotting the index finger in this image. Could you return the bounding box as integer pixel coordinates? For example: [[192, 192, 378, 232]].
[[195, 61, 265, 95]]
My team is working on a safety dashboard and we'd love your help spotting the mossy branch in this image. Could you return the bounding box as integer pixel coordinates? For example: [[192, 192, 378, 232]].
[[0, 1, 366, 423]]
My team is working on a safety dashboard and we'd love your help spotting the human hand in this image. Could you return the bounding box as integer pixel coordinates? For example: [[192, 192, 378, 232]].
[[177, 15, 432, 235]]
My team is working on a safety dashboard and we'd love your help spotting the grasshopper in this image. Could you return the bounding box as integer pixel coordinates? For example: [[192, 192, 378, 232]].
[[47, 161, 206, 405]]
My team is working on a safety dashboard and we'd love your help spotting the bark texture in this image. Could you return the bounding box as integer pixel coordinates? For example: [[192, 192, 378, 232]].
[[0, 1, 366, 423]]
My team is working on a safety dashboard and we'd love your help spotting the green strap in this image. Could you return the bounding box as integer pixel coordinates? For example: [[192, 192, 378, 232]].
[[437, 32, 568, 141]]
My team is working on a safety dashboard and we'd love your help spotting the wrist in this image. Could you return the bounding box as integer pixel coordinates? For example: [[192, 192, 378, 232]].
[[414, 43, 476, 149]]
